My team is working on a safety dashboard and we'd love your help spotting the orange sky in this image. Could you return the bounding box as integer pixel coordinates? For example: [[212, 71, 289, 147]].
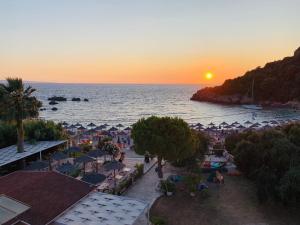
[[1, 1, 299, 85], [1, 46, 297, 85]]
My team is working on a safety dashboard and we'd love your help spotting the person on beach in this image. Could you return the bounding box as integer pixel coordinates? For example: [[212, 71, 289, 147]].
[[119, 152, 125, 163]]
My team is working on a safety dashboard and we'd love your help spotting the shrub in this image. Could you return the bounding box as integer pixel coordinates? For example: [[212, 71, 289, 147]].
[[79, 143, 92, 153], [226, 122, 300, 205], [160, 180, 176, 193], [0, 122, 17, 148], [0, 120, 67, 148], [135, 163, 144, 178], [70, 168, 81, 178], [150, 216, 166, 225]]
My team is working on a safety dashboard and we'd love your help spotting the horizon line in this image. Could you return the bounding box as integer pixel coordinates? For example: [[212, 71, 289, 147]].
[[0, 79, 218, 86]]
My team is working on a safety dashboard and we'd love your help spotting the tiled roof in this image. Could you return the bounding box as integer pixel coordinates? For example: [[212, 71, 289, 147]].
[[0, 141, 67, 167], [0, 171, 93, 225]]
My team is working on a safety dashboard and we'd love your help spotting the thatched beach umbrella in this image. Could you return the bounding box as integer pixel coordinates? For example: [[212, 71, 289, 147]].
[[237, 125, 245, 129], [208, 122, 215, 126], [74, 122, 82, 127], [104, 160, 125, 189], [88, 149, 108, 172], [88, 149, 107, 158], [250, 123, 260, 129], [244, 121, 253, 126], [211, 125, 218, 130], [74, 155, 94, 174], [224, 125, 232, 129], [74, 155, 94, 164], [51, 152, 68, 161], [220, 122, 228, 126], [232, 121, 240, 126], [81, 172, 106, 185], [109, 127, 118, 132], [263, 124, 272, 129], [56, 162, 77, 174], [68, 124, 77, 129], [270, 120, 278, 125], [77, 126, 86, 131], [87, 122, 96, 127], [116, 123, 124, 128], [95, 125, 104, 131], [62, 121, 69, 126], [124, 127, 132, 131], [262, 121, 269, 124], [65, 146, 81, 157]]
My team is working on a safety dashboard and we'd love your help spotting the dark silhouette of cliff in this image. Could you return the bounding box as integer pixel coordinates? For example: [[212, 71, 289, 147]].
[[191, 47, 300, 106]]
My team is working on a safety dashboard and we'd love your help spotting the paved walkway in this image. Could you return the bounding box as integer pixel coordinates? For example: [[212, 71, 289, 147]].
[[124, 163, 176, 225]]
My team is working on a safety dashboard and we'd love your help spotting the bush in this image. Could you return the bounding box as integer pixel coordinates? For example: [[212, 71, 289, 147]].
[[185, 174, 201, 193], [226, 122, 300, 205], [160, 180, 176, 193], [135, 163, 144, 178], [150, 216, 166, 225], [70, 168, 81, 178], [24, 120, 68, 142], [0, 120, 67, 148], [79, 143, 92, 153], [0, 122, 17, 148]]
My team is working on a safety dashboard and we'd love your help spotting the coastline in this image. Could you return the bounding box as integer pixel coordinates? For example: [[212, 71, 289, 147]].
[[190, 93, 300, 109]]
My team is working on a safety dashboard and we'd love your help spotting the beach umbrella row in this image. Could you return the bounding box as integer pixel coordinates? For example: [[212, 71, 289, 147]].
[[65, 123, 132, 132]]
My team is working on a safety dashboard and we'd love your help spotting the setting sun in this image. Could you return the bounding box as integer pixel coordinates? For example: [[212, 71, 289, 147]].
[[205, 72, 213, 80]]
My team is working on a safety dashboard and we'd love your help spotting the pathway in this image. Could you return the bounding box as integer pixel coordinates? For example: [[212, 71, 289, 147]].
[[124, 163, 178, 225]]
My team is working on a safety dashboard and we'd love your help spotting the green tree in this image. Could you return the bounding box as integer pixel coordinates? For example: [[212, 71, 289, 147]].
[[24, 120, 67, 142], [0, 122, 17, 148], [0, 78, 42, 152], [226, 122, 300, 205], [102, 142, 120, 160], [98, 137, 112, 149], [131, 116, 199, 178]]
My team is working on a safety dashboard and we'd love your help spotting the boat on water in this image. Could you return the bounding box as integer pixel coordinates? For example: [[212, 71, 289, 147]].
[[242, 78, 263, 110], [242, 104, 263, 110]]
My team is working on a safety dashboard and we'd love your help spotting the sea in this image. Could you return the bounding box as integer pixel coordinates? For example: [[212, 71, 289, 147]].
[[31, 83, 300, 127]]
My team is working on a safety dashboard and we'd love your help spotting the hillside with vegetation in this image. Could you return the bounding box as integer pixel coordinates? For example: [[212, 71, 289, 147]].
[[191, 47, 300, 107]]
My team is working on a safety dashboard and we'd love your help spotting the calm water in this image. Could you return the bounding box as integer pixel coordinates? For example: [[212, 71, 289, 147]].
[[32, 83, 300, 127]]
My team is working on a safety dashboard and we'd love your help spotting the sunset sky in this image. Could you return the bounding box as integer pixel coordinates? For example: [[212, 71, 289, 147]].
[[1, 0, 299, 85]]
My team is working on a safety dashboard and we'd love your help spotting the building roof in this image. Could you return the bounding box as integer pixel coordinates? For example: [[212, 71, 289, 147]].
[[0, 141, 67, 167], [0, 195, 30, 224], [0, 171, 94, 225], [54, 192, 148, 225]]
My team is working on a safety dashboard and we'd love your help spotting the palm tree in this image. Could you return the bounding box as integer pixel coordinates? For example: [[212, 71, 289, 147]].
[[0, 78, 42, 152]]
